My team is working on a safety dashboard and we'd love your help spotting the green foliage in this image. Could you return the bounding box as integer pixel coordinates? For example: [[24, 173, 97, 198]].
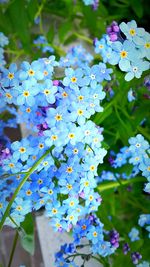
[[19, 213, 35, 255]]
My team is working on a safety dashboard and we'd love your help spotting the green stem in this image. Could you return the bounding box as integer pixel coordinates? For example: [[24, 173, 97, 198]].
[[8, 216, 20, 229], [7, 231, 18, 267], [0, 146, 54, 231], [73, 32, 93, 44], [97, 176, 146, 193], [34, 0, 46, 20]]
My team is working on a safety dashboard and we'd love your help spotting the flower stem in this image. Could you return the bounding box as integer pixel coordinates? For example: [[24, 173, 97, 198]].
[[0, 146, 54, 231], [7, 231, 18, 267], [97, 176, 146, 193], [73, 32, 93, 44]]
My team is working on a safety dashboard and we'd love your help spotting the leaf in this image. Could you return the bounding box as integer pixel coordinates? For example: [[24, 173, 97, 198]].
[[101, 141, 110, 150], [47, 25, 55, 43], [26, 0, 39, 23], [19, 213, 35, 255], [59, 21, 72, 43], [5, 0, 31, 51], [0, 9, 12, 34], [130, 0, 143, 18], [93, 106, 113, 125]]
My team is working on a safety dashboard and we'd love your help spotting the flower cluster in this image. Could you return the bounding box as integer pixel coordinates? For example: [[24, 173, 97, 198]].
[[55, 214, 116, 266], [0, 53, 113, 234], [94, 20, 150, 81], [0, 32, 9, 66], [59, 44, 93, 68], [33, 35, 54, 53], [138, 214, 150, 238], [105, 134, 150, 192], [82, 0, 99, 10]]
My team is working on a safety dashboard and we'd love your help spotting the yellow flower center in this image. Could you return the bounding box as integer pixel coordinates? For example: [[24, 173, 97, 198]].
[[144, 42, 150, 49], [43, 70, 48, 76], [19, 147, 26, 153], [69, 201, 75, 207], [39, 143, 44, 149], [23, 91, 30, 97], [77, 109, 84, 116], [51, 135, 58, 141], [90, 165, 95, 171], [78, 95, 84, 101], [48, 189, 53, 195], [66, 184, 72, 190], [69, 215, 74, 221], [73, 148, 78, 154], [6, 93, 12, 99], [52, 208, 58, 214], [89, 195, 94, 201], [82, 224, 87, 230], [71, 76, 77, 83], [66, 167, 73, 173], [28, 69, 35, 76], [8, 73, 14, 79], [9, 163, 14, 169], [16, 205, 23, 211], [43, 161, 48, 166], [120, 50, 128, 58], [84, 181, 89, 187], [0, 203, 3, 209], [55, 114, 62, 121], [93, 231, 98, 237], [26, 107, 31, 113], [62, 91, 68, 98], [38, 179, 43, 184], [44, 89, 51, 95], [68, 133, 75, 139], [129, 29, 136, 36], [26, 190, 32, 196]]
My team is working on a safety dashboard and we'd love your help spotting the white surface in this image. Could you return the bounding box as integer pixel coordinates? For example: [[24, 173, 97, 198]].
[[36, 214, 102, 267]]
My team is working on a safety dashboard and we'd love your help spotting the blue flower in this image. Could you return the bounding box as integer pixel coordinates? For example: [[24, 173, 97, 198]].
[[1, 63, 19, 87], [63, 68, 87, 89], [87, 225, 103, 245], [19, 60, 44, 81], [119, 20, 145, 45], [137, 261, 150, 267], [128, 227, 140, 242], [124, 59, 149, 81], [128, 89, 136, 102], [129, 134, 149, 154], [110, 40, 140, 68], [40, 79, 57, 104], [0, 32, 9, 47], [11, 139, 34, 161], [16, 80, 40, 106], [139, 158, 150, 180]]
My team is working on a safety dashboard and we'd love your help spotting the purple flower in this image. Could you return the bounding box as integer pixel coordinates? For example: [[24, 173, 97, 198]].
[[131, 252, 142, 265]]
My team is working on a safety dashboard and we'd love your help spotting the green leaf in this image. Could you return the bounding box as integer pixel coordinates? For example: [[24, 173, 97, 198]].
[[47, 25, 55, 43], [5, 0, 31, 51], [26, 0, 39, 23], [19, 213, 35, 255], [59, 21, 72, 43], [93, 105, 113, 125], [101, 141, 110, 150], [130, 0, 143, 18], [0, 9, 12, 34]]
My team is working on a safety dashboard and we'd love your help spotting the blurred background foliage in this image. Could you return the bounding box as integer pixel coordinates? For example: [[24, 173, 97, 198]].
[[0, 0, 149, 56]]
